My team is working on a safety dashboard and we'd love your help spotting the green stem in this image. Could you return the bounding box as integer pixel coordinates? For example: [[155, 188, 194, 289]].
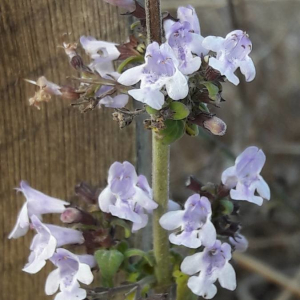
[[152, 132, 171, 289]]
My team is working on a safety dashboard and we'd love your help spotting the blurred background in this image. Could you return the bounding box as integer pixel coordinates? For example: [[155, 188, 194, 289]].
[[1, 0, 300, 300]]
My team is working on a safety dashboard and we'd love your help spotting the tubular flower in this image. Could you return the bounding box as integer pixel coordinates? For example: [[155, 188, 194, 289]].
[[164, 5, 208, 75], [221, 146, 270, 205], [45, 248, 96, 300], [98, 162, 158, 231], [9, 181, 69, 239], [118, 42, 189, 109], [181, 241, 236, 299], [23, 215, 84, 274], [202, 30, 256, 85], [159, 194, 216, 248]]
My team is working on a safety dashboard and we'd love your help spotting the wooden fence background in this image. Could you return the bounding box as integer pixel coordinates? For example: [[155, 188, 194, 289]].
[[0, 1, 135, 299]]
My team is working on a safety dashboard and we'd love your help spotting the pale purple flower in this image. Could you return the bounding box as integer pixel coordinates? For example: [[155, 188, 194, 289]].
[[229, 234, 248, 252], [45, 248, 96, 300], [159, 194, 216, 248], [103, 0, 135, 12], [118, 42, 189, 109], [181, 240, 236, 299], [202, 30, 256, 85], [23, 215, 84, 274], [222, 146, 270, 205], [98, 162, 158, 231], [80, 36, 120, 76], [9, 181, 69, 239], [164, 6, 208, 75]]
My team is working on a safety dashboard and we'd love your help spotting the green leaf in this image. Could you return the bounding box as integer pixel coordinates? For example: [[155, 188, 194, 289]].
[[124, 249, 155, 267], [202, 82, 220, 101], [220, 200, 234, 215], [169, 102, 190, 120], [111, 218, 131, 238], [185, 123, 199, 137], [160, 120, 185, 145], [146, 105, 159, 115], [115, 240, 129, 254], [199, 102, 210, 113], [95, 249, 124, 287], [173, 270, 198, 300], [117, 55, 145, 74]]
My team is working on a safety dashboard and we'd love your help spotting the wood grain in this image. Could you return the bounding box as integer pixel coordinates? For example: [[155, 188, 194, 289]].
[[0, 1, 135, 299]]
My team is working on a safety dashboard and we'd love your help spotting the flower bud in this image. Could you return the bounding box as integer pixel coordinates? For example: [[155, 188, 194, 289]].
[[60, 207, 96, 225], [60, 86, 81, 101], [203, 116, 227, 136]]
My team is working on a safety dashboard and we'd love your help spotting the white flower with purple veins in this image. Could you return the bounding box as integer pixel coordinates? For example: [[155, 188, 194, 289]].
[[118, 42, 189, 109], [159, 194, 216, 248], [164, 5, 208, 75], [181, 240, 236, 299], [222, 146, 270, 205], [23, 215, 84, 274], [99, 161, 158, 231], [9, 181, 69, 239], [80, 36, 120, 76], [202, 30, 256, 85], [45, 248, 96, 300]]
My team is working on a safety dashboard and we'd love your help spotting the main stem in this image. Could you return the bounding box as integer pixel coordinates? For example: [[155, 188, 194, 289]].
[[145, 0, 172, 289]]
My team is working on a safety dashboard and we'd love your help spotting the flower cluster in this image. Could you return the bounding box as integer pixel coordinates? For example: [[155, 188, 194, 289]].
[[159, 146, 270, 298]]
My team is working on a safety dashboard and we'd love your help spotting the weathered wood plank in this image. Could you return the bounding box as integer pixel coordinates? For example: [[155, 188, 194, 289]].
[[0, 1, 134, 299]]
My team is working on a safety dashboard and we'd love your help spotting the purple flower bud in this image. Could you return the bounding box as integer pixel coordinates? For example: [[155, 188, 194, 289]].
[[118, 42, 189, 109], [9, 181, 69, 239], [181, 240, 236, 299], [60, 207, 96, 225], [98, 162, 158, 231], [45, 248, 95, 300], [202, 30, 256, 85], [229, 234, 248, 252], [23, 215, 84, 274], [159, 194, 216, 248], [221, 146, 270, 205]]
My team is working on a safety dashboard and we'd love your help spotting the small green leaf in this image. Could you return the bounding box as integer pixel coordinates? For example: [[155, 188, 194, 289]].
[[160, 120, 185, 145], [124, 249, 155, 267], [146, 105, 159, 115], [115, 240, 129, 254], [185, 123, 199, 137], [169, 102, 190, 120], [95, 249, 124, 287], [117, 55, 145, 74], [199, 102, 210, 113], [111, 218, 131, 238], [202, 82, 220, 101]]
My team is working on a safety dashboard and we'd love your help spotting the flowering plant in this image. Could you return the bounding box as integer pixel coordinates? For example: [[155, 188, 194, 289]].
[[10, 1, 271, 300]]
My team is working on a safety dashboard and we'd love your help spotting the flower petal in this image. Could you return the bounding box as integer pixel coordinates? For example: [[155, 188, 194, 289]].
[[181, 252, 204, 275], [239, 56, 256, 82], [117, 65, 144, 86], [45, 269, 60, 295], [159, 210, 184, 230], [255, 176, 270, 200], [8, 203, 30, 239], [98, 186, 117, 213], [221, 166, 238, 189], [201, 220, 217, 247], [165, 68, 188, 100], [218, 262, 236, 291], [187, 276, 217, 299], [202, 36, 225, 52], [129, 88, 165, 110], [132, 187, 158, 210], [77, 263, 94, 285]]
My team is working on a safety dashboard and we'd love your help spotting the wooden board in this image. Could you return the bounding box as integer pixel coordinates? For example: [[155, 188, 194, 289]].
[[0, 1, 135, 299]]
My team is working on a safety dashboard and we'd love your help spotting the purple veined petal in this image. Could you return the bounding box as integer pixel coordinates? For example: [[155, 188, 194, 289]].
[[159, 42, 179, 67], [218, 262, 236, 291], [239, 56, 256, 82], [159, 210, 185, 230], [99, 94, 129, 108], [132, 213, 148, 232], [45, 269, 61, 295], [109, 199, 142, 223], [169, 230, 202, 248], [129, 88, 165, 110], [187, 275, 217, 299], [45, 224, 84, 247], [163, 19, 176, 39], [202, 36, 225, 52], [98, 186, 117, 213], [77, 263, 94, 285], [201, 220, 217, 247], [108, 161, 138, 186], [229, 234, 249, 252], [118, 64, 145, 86], [179, 55, 201, 75], [230, 182, 264, 205], [177, 5, 200, 34], [235, 147, 266, 178], [255, 175, 270, 200], [189, 33, 209, 57], [181, 252, 204, 275], [8, 202, 30, 239], [132, 186, 158, 210], [20, 181, 69, 215], [165, 68, 188, 100], [78, 254, 97, 268], [221, 166, 238, 189], [221, 242, 232, 260]]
